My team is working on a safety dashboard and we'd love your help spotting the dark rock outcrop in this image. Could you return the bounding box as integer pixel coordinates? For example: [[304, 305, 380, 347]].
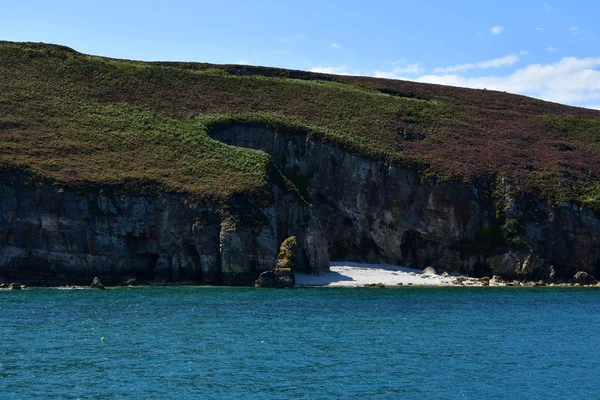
[[571, 271, 597, 285], [89, 277, 105, 289]]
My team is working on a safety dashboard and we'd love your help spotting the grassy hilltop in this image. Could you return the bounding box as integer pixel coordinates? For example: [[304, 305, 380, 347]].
[[1, 41, 600, 207]]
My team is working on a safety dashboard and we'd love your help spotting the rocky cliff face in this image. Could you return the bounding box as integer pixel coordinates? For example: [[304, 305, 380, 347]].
[[2, 123, 599, 285], [210, 124, 600, 281], [0, 172, 328, 286]]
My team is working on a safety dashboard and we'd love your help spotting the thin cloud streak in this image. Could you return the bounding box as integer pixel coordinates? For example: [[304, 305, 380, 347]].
[[309, 65, 357, 75], [373, 64, 423, 78], [311, 57, 600, 108], [434, 54, 519, 73], [278, 35, 305, 43]]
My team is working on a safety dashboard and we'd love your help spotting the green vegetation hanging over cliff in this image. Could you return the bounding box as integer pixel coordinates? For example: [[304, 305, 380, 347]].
[[1, 41, 600, 206]]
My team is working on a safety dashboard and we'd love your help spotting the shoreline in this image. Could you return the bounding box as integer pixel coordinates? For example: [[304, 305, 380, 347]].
[[1, 261, 599, 289], [295, 261, 600, 288]]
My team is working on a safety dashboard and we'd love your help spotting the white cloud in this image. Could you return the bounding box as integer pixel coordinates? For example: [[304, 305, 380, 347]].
[[309, 65, 357, 75], [373, 64, 423, 78], [536, 27, 544, 32], [569, 26, 580, 35], [434, 54, 519, 73], [584, 104, 600, 110], [490, 26, 504, 35], [406, 57, 600, 106], [547, 46, 559, 52], [544, 3, 553, 12], [520, 50, 529, 56], [238, 60, 250, 65], [331, 43, 341, 49]]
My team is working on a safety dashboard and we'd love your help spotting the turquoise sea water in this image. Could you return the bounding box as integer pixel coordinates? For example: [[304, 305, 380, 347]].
[[1, 287, 599, 399]]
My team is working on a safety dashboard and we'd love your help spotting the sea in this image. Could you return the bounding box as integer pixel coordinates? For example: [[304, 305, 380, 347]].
[[1, 286, 599, 399]]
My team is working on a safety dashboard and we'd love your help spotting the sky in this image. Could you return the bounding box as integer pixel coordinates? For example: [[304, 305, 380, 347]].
[[2, 0, 600, 110]]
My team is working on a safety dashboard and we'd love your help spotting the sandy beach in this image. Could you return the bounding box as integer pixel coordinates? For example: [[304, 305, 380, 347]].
[[296, 261, 456, 287]]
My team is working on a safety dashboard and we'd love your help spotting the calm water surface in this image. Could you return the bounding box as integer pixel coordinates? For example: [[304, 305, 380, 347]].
[[1, 287, 599, 399]]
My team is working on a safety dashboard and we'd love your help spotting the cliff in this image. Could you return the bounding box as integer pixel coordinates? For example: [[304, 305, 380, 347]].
[[1, 41, 600, 285], [0, 171, 328, 286], [210, 124, 600, 281]]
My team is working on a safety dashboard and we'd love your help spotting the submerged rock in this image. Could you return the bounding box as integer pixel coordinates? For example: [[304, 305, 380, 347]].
[[89, 277, 105, 289]]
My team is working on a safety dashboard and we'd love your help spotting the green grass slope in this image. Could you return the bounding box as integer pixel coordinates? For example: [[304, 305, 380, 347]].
[[1, 41, 600, 207]]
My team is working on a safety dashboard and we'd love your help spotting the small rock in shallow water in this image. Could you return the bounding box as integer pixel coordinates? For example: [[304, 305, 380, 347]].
[[89, 277, 105, 289]]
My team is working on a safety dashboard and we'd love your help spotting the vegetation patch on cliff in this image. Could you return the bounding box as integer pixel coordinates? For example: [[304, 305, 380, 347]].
[[2, 41, 600, 207]]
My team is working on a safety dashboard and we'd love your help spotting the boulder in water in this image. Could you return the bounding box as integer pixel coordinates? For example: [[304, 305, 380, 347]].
[[8, 283, 23, 290], [423, 266, 437, 276], [89, 277, 105, 289]]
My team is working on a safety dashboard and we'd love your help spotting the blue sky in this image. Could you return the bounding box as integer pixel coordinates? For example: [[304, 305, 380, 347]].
[[2, 0, 599, 109]]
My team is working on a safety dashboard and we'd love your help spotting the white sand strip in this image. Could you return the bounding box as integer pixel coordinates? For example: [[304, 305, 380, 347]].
[[295, 261, 455, 287]]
